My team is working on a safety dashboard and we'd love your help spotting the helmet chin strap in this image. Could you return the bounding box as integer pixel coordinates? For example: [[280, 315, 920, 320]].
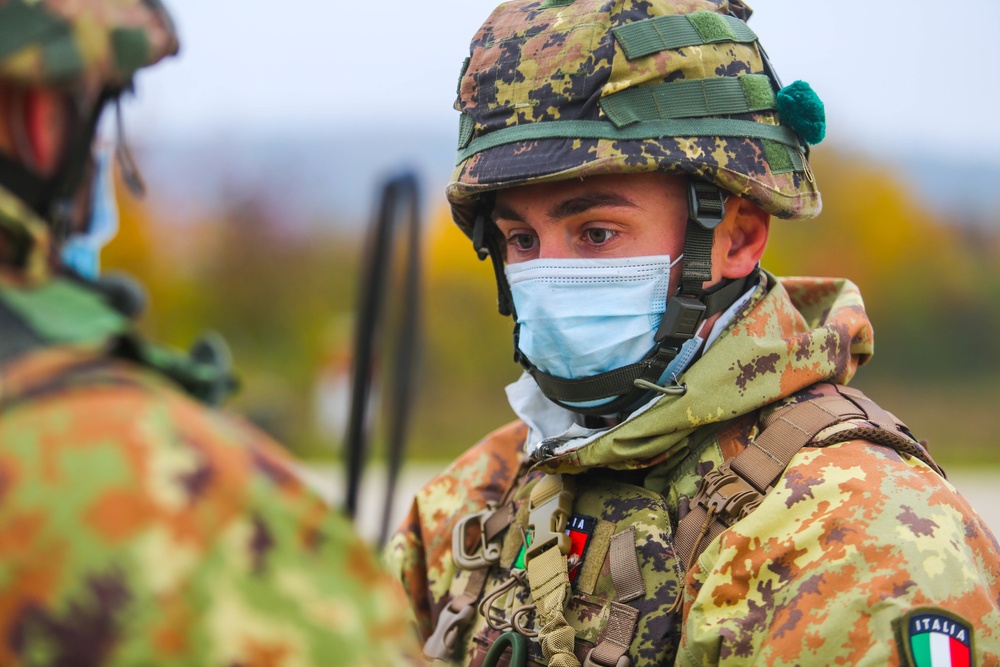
[[474, 179, 758, 418]]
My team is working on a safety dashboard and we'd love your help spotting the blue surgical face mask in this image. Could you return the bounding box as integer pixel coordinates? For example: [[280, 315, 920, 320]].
[[61, 148, 119, 280], [505, 254, 694, 379]]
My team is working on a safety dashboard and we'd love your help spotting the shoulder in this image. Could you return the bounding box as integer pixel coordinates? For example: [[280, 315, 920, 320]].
[[416, 420, 528, 505], [0, 355, 419, 665], [682, 440, 1000, 666]]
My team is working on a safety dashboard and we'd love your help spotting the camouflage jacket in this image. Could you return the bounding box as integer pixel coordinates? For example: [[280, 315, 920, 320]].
[[0, 201, 421, 664], [388, 273, 1000, 666]]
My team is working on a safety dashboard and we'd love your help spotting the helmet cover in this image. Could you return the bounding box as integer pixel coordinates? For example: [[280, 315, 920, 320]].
[[448, 0, 823, 236]]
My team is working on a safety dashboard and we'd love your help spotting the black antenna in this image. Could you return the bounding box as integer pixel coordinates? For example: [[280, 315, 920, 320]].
[[343, 171, 422, 548]]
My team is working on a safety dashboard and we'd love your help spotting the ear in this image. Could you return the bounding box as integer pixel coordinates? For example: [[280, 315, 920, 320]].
[[7, 87, 67, 175], [712, 196, 770, 280]]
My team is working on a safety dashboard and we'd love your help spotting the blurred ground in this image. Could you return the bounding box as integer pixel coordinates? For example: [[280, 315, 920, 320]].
[[301, 463, 1000, 545]]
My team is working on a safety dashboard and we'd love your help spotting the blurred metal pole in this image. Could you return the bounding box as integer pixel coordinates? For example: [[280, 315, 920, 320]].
[[343, 171, 422, 549]]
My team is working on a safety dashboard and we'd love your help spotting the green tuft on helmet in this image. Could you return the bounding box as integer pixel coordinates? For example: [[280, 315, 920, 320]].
[[0, 0, 179, 93], [448, 0, 823, 237]]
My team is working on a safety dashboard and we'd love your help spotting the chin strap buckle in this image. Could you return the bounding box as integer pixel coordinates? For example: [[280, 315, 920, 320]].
[[654, 296, 706, 343]]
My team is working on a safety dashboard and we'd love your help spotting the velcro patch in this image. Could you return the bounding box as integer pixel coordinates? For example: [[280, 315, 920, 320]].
[[900, 608, 973, 667]]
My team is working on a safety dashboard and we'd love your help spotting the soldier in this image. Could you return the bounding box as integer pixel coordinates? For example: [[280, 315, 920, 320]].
[[0, 0, 419, 665], [388, 1, 1000, 665]]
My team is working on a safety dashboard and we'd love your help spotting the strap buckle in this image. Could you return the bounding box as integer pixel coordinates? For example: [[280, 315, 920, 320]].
[[584, 653, 630, 667], [526, 475, 574, 562], [687, 180, 726, 230], [691, 462, 763, 526], [655, 295, 707, 342], [452, 504, 502, 570], [423, 600, 476, 661]]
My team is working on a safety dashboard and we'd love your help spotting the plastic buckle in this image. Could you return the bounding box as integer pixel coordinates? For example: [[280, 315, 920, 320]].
[[423, 601, 476, 661], [693, 463, 762, 525], [655, 296, 707, 342], [452, 505, 502, 570], [687, 180, 726, 230], [525, 476, 573, 562], [583, 652, 630, 667]]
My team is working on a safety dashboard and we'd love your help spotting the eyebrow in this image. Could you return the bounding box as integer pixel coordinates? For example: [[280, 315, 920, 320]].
[[492, 191, 640, 224]]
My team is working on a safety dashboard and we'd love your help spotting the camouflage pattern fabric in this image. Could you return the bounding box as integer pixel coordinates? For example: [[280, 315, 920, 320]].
[[448, 0, 821, 238], [0, 335, 422, 666], [388, 273, 1000, 665], [0, 0, 178, 93]]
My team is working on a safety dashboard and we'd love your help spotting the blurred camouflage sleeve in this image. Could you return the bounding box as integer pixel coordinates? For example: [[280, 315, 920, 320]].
[[677, 441, 1000, 666], [0, 356, 422, 666], [386, 421, 527, 642]]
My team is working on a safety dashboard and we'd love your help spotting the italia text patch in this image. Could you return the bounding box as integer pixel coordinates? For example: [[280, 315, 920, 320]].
[[901, 609, 973, 667]]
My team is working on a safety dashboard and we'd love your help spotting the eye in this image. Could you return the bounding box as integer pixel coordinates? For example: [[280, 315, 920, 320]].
[[585, 228, 617, 245], [507, 232, 537, 251]]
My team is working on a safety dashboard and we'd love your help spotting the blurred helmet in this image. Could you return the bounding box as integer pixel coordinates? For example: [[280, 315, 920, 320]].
[[0, 0, 179, 249], [447, 0, 824, 236], [0, 0, 179, 95]]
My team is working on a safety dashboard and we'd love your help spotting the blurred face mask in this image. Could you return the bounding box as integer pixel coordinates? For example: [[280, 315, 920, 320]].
[[505, 254, 690, 382], [60, 147, 118, 280]]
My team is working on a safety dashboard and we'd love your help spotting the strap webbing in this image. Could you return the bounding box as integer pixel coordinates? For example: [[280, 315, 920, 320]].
[[674, 384, 944, 570], [586, 527, 644, 666], [456, 118, 803, 164], [531, 345, 678, 404], [600, 75, 776, 127], [612, 12, 757, 60]]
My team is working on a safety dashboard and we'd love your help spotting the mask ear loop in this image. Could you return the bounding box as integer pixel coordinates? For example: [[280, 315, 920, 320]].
[[114, 96, 145, 197]]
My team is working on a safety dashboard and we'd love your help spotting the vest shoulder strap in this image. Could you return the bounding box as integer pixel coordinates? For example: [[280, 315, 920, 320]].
[[674, 382, 943, 570]]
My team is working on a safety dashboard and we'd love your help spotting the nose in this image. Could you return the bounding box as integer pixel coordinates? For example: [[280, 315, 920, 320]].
[[535, 229, 574, 259]]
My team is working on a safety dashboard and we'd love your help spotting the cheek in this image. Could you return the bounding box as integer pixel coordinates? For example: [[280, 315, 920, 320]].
[[635, 224, 685, 259]]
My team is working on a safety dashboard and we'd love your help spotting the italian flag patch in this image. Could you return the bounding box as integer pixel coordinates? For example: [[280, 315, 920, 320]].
[[901, 609, 973, 667]]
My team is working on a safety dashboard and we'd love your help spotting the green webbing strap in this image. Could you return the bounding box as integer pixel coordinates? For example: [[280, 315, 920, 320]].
[[0, 0, 69, 62], [612, 12, 757, 60], [0, 296, 43, 364], [600, 75, 776, 127], [0, 279, 237, 406], [456, 118, 801, 164], [0, 279, 128, 346]]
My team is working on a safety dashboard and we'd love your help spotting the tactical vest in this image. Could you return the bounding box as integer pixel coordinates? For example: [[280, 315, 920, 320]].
[[0, 277, 235, 407], [424, 384, 944, 667]]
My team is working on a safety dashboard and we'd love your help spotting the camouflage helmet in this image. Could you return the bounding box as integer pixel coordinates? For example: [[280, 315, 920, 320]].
[[0, 0, 179, 94], [447, 0, 824, 236]]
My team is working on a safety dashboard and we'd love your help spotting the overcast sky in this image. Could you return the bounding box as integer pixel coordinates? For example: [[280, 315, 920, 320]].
[[128, 0, 1000, 163]]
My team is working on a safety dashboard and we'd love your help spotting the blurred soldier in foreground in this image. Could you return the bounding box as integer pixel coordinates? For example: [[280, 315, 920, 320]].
[[0, 1, 418, 665], [389, 1, 1000, 665]]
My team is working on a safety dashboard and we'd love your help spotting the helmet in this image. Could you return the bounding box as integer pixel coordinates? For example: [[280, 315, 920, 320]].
[[447, 0, 824, 237], [0, 0, 179, 94], [0, 0, 178, 248]]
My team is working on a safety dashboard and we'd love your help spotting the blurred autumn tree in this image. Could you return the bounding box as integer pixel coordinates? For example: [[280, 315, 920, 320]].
[[104, 145, 1000, 466]]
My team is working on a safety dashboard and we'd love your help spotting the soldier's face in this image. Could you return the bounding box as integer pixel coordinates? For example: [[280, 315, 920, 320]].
[[492, 172, 688, 264]]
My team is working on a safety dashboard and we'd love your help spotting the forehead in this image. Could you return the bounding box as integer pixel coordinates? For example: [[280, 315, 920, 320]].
[[493, 172, 688, 216]]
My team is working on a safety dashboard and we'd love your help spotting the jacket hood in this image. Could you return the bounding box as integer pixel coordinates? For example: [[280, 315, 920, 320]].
[[539, 271, 873, 473]]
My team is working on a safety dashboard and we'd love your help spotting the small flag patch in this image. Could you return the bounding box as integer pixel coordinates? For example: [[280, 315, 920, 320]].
[[901, 609, 973, 667]]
